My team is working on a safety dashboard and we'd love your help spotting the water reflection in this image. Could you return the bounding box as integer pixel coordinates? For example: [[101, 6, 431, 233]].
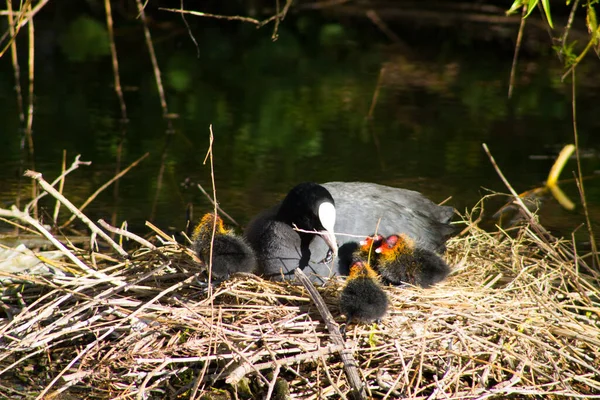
[[0, 16, 599, 248]]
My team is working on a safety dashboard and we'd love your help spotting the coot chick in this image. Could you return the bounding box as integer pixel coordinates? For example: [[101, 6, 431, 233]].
[[376, 234, 450, 288], [352, 234, 385, 264], [340, 261, 389, 338], [192, 213, 257, 280], [245, 181, 454, 283]]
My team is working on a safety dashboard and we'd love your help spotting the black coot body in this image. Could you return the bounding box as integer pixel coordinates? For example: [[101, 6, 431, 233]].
[[192, 213, 257, 280], [340, 261, 388, 336], [244, 182, 338, 282], [245, 181, 454, 283], [377, 234, 450, 288]]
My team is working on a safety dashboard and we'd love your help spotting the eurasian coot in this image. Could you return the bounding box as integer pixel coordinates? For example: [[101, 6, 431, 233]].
[[244, 181, 454, 283]]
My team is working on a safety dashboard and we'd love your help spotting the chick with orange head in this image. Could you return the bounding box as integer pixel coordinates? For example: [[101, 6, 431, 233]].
[[352, 234, 385, 264], [339, 261, 388, 338], [375, 234, 449, 288], [192, 213, 257, 280]]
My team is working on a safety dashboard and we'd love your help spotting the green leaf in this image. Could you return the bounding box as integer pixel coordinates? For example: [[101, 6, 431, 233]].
[[541, 0, 554, 28], [587, 4, 598, 35], [525, 0, 539, 19], [507, 0, 525, 15]]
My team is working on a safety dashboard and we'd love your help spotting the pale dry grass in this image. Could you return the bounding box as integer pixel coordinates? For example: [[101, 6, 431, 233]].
[[0, 202, 599, 399]]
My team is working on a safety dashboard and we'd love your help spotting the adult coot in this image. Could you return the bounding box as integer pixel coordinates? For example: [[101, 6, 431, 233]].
[[244, 182, 338, 282], [244, 181, 454, 283], [375, 234, 450, 288], [192, 213, 257, 280]]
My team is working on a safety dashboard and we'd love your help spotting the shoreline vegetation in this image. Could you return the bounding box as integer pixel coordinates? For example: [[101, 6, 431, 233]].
[[0, 154, 599, 399]]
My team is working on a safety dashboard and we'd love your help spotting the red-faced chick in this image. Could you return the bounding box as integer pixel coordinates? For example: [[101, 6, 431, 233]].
[[375, 234, 449, 288], [192, 213, 257, 281], [339, 261, 389, 338], [352, 234, 385, 264]]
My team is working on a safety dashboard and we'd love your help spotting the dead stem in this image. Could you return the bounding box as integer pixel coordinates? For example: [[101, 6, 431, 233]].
[[60, 152, 149, 229], [98, 219, 157, 251], [135, 0, 171, 120], [24, 170, 128, 258], [508, 6, 526, 99], [196, 183, 240, 227], [103, 0, 127, 122], [570, 70, 599, 269]]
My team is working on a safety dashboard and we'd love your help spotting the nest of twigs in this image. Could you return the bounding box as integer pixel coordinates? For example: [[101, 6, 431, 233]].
[[1, 174, 600, 399]]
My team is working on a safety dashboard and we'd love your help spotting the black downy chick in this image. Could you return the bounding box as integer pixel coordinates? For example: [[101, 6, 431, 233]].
[[192, 213, 257, 280], [376, 234, 450, 288], [340, 261, 389, 338]]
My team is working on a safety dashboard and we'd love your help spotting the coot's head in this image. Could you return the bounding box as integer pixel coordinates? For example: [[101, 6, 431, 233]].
[[277, 182, 338, 258]]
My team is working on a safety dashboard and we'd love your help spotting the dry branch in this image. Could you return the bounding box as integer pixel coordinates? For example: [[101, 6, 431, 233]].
[[24, 169, 128, 258]]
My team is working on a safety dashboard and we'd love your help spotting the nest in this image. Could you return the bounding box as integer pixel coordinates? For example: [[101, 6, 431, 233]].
[[1, 189, 600, 399]]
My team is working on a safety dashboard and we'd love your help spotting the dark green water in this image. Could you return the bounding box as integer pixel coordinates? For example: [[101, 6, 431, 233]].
[[1, 12, 599, 248]]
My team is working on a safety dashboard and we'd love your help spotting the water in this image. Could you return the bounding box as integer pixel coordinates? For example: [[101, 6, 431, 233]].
[[1, 13, 599, 248]]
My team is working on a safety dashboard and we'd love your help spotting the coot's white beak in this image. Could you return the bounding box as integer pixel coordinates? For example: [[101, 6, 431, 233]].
[[318, 202, 338, 258], [320, 229, 338, 259]]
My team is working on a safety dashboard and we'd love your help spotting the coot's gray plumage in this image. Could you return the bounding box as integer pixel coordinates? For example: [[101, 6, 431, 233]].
[[244, 181, 454, 283]]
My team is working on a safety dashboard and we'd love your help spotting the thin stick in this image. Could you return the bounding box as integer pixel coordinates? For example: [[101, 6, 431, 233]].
[[98, 219, 157, 251], [481, 144, 537, 223], [270, 0, 293, 40], [24, 170, 128, 258], [52, 150, 67, 224], [225, 344, 345, 384], [35, 327, 116, 400], [25, 155, 91, 214], [25, 2, 34, 158], [367, 65, 386, 119], [104, 0, 128, 122], [60, 152, 149, 228], [0, 0, 49, 57], [294, 268, 367, 399], [508, 6, 526, 99], [559, 0, 580, 55], [570, 70, 599, 268], [196, 183, 239, 227], [6, 0, 24, 123], [293, 224, 374, 240], [203, 126, 217, 293], [0, 206, 123, 285], [135, 0, 170, 118], [264, 365, 280, 400], [159, 8, 261, 25], [366, 10, 402, 44]]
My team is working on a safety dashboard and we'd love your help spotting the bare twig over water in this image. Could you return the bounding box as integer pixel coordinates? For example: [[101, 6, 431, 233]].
[[60, 152, 149, 229], [25, 169, 129, 258]]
